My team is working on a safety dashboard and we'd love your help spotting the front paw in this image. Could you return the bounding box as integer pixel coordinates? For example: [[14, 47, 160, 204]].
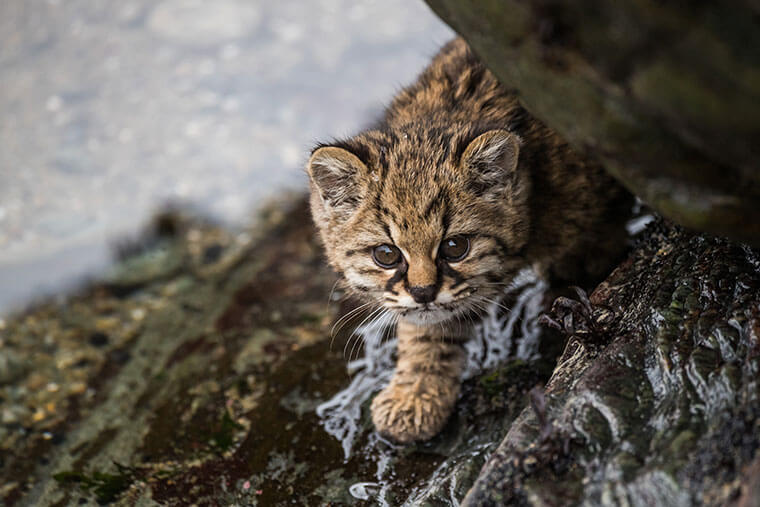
[[370, 377, 459, 444]]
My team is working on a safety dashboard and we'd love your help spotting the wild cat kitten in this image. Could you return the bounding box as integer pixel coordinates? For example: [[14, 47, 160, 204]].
[[308, 38, 632, 443]]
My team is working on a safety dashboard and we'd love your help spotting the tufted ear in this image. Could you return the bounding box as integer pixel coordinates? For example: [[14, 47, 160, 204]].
[[460, 129, 522, 199], [307, 146, 368, 218]]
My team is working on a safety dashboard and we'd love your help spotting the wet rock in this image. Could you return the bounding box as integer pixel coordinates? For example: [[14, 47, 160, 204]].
[[0, 196, 560, 505], [463, 221, 760, 505], [3, 195, 758, 506]]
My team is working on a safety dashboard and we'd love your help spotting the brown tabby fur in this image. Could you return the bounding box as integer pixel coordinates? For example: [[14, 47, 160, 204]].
[[307, 38, 632, 443]]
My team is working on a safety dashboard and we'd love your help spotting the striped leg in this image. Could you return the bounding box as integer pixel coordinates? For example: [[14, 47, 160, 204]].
[[370, 319, 468, 443]]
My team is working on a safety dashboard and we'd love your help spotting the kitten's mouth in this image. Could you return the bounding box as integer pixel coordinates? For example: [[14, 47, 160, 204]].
[[399, 304, 454, 325], [391, 294, 490, 326]]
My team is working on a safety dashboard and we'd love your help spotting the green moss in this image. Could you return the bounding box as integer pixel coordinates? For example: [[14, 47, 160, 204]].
[[210, 411, 244, 452], [479, 360, 528, 393], [53, 466, 134, 504]]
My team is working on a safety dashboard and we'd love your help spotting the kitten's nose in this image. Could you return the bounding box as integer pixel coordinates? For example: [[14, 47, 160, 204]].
[[408, 285, 437, 304]]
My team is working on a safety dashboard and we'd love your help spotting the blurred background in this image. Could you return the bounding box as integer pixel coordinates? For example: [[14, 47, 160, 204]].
[[0, 0, 453, 315]]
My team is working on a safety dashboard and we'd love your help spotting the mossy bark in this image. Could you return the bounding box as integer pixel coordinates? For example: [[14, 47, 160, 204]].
[[463, 221, 760, 505], [424, 0, 760, 245]]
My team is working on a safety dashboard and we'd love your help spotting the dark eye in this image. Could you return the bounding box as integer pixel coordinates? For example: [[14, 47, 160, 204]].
[[440, 236, 470, 262], [372, 244, 402, 268]]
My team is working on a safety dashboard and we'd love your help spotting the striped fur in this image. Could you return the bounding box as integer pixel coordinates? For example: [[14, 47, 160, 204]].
[[308, 38, 632, 443]]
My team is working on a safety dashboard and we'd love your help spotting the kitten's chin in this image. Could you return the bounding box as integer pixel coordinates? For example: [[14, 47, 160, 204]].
[[399, 308, 453, 326]]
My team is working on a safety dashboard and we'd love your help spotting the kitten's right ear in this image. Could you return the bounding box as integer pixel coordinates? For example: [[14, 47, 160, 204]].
[[307, 146, 367, 218], [460, 129, 523, 201]]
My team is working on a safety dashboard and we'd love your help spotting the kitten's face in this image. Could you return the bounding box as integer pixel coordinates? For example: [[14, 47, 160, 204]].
[[308, 126, 531, 326]]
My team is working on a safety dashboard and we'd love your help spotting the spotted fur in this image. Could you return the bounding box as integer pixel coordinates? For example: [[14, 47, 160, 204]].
[[308, 38, 632, 443]]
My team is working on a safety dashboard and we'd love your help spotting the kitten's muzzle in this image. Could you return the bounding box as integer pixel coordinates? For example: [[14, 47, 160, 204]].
[[408, 284, 437, 304]]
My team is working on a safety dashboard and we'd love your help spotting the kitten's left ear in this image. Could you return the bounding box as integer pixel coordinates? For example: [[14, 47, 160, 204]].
[[460, 129, 522, 199], [307, 146, 368, 219]]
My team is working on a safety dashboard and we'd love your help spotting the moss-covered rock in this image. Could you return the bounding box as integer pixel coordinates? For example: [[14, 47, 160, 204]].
[[464, 221, 760, 505], [2, 196, 759, 505], [0, 198, 554, 505]]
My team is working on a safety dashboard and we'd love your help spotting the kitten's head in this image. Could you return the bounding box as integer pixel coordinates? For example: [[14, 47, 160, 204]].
[[308, 124, 531, 326]]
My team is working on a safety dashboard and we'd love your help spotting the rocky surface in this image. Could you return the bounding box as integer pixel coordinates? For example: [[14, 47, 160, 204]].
[[2, 196, 759, 506], [0, 197, 559, 505], [464, 221, 760, 506]]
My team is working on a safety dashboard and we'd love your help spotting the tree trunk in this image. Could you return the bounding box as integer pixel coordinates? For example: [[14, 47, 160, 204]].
[[464, 221, 760, 505], [425, 0, 760, 245]]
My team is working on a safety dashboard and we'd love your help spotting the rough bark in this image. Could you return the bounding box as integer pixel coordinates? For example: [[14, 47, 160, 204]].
[[424, 0, 760, 245], [464, 221, 760, 505]]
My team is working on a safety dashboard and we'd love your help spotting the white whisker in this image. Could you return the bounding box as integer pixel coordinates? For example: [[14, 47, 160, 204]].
[[331, 301, 374, 337], [326, 278, 341, 310], [477, 295, 512, 313], [346, 306, 386, 360]]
